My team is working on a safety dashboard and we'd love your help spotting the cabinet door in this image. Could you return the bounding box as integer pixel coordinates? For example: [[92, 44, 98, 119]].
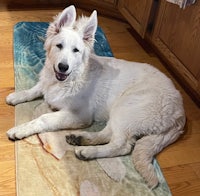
[[118, 0, 154, 37], [152, 0, 200, 101]]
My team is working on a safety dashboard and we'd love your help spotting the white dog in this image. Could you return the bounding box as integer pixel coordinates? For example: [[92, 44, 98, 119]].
[[6, 5, 185, 188]]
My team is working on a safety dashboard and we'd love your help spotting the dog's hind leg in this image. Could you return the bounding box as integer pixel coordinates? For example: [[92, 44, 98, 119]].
[[66, 124, 112, 146], [74, 134, 133, 160]]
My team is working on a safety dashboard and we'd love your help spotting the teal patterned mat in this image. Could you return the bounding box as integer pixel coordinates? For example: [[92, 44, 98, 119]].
[[14, 22, 171, 196]]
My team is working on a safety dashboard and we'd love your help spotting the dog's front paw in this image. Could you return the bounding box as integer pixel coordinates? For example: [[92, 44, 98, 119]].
[[6, 92, 20, 106], [7, 124, 32, 140], [7, 127, 22, 140]]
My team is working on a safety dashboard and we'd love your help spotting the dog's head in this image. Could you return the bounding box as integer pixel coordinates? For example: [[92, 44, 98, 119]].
[[44, 5, 97, 82]]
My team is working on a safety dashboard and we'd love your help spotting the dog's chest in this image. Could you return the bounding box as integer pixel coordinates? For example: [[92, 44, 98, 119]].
[[42, 80, 89, 112], [43, 83, 69, 110]]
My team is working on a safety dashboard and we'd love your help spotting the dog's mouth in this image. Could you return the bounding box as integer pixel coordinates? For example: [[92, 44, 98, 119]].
[[54, 67, 71, 81]]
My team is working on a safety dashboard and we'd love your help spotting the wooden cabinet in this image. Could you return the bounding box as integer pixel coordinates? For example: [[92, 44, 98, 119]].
[[118, 0, 154, 37], [152, 0, 200, 103]]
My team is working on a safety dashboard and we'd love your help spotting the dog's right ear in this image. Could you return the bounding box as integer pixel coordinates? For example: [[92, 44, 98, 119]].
[[45, 5, 76, 51], [54, 5, 76, 32], [47, 5, 76, 36]]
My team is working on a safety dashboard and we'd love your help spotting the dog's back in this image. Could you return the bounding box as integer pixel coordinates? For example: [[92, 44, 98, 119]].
[[87, 54, 184, 125]]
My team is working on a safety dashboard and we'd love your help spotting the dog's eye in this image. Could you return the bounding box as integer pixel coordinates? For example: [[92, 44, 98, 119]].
[[56, 43, 63, 49], [73, 48, 79, 53]]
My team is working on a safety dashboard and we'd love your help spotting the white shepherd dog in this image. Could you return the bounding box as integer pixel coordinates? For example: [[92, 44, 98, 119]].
[[6, 5, 185, 188]]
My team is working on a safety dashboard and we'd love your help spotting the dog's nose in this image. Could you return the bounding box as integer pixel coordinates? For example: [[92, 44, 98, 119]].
[[58, 63, 69, 73]]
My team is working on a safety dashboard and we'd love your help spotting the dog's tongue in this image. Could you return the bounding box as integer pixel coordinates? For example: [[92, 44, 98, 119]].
[[55, 72, 68, 81]]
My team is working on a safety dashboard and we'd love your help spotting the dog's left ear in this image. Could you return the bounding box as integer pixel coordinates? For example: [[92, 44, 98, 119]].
[[83, 10, 97, 43]]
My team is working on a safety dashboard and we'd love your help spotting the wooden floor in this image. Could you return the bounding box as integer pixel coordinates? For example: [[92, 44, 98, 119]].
[[0, 8, 200, 196]]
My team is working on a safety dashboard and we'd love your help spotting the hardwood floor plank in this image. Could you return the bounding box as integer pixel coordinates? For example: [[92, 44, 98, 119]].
[[162, 164, 199, 184], [190, 162, 200, 179], [158, 147, 200, 168], [0, 161, 16, 196], [0, 144, 15, 161], [169, 180, 200, 196]]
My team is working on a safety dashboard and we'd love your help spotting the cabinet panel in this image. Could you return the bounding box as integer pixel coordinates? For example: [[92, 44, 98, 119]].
[[158, 2, 200, 78], [152, 0, 200, 101], [118, 0, 154, 37]]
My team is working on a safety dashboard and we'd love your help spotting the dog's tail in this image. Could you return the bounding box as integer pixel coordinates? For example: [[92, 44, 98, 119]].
[[132, 117, 185, 189]]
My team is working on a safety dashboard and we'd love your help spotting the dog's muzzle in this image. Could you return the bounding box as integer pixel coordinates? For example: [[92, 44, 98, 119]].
[[54, 64, 71, 81]]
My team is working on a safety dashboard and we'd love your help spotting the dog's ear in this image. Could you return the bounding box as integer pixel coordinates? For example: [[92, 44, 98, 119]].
[[45, 5, 76, 51], [55, 5, 76, 31], [47, 5, 76, 36], [83, 10, 97, 44]]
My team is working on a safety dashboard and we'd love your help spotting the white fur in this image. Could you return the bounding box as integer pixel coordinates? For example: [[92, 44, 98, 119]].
[[6, 5, 185, 188]]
